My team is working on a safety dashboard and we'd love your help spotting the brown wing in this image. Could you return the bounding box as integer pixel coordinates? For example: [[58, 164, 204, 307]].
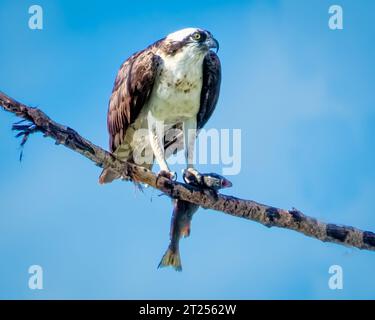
[[197, 51, 221, 130], [107, 50, 161, 152]]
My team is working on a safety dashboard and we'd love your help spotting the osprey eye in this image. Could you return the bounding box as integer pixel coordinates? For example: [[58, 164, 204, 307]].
[[192, 32, 201, 41]]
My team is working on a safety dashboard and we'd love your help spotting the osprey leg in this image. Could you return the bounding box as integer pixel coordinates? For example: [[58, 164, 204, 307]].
[[183, 118, 197, 168], [147, 111, 176, 178]]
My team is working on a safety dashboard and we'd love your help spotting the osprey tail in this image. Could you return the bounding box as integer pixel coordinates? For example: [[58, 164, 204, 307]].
[[99, 168, 120, 184], [98, 155, 154, 184]]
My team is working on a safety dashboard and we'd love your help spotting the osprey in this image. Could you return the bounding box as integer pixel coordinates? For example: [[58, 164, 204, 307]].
[[99, 27, 221, 183]]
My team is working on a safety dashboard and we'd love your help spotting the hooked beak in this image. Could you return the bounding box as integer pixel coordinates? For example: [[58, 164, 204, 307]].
[[206, 37, 219, 53]]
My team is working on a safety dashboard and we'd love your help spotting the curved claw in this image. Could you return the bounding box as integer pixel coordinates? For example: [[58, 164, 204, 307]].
[[182, 168, 202, 186], [158, 170, 177, 181], [170, 171, 177, 181]]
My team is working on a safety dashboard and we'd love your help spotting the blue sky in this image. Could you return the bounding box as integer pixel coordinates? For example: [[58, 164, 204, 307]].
[[0, 0, 375, 299]]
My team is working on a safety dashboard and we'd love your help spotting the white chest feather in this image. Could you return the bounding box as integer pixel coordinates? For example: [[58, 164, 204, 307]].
[[147, 49, 204, 123]]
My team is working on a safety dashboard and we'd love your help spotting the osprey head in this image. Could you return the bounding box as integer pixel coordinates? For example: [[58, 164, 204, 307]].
[[165, 28, 219, 54]]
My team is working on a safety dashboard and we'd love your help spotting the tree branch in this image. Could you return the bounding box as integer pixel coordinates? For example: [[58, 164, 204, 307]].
[[1, 90, 375, 251]]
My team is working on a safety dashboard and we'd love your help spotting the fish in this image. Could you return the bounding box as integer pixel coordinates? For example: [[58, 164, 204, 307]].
[[158, 169, 232, 271], [158, 199, 199, 271]]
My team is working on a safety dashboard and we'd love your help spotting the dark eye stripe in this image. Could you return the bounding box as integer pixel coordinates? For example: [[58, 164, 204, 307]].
[[199, 31, 207, 41]]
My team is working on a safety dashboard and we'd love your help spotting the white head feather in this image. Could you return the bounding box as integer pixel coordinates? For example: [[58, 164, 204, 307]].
[[166, 28, 201, 41]]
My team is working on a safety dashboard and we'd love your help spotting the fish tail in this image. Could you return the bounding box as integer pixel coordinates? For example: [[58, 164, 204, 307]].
[[158, 247, 182, 272]]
